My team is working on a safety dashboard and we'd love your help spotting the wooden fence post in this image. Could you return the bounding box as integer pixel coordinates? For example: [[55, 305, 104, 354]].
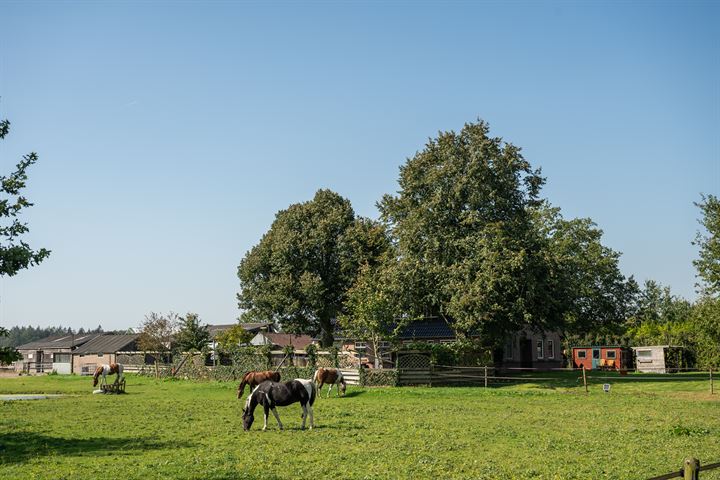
[[711, 368, 714, 395], [582, 365, 588, 394], [484, 366, 488, 388], [683, 458, 699, 480]]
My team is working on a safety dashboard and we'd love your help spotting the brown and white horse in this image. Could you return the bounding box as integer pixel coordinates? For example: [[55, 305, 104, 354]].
[[313, 367, 346, 397], [237, 370, 281, 399], [93, 363, 124, 388]]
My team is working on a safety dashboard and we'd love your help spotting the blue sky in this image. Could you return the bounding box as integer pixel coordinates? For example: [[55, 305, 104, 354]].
[[1, 1, 718, 331]]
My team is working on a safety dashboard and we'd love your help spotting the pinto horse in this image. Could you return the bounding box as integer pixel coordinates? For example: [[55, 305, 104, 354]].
[[93, 363, 124, 388], [313, 367, 346, 397], [237, 370, 281, 399], [242, 379, 316, 431]]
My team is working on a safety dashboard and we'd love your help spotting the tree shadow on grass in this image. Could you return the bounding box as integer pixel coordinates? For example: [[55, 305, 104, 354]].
[[342, 390, 365, 398], [0, 432, 193, 465]]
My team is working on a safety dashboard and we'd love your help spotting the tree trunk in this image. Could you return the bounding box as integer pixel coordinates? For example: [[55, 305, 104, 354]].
[[319, 315, 334, 347]]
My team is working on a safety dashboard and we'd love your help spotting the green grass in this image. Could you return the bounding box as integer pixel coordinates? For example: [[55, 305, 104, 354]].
[[1, 373, 719, 479]]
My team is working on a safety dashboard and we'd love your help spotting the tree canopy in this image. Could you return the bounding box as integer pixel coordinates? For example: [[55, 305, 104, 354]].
[[0, 118, 50, 277], [175, 313, 210, 353], [238, 189, 389, 346], [693, 193, 720, 297]]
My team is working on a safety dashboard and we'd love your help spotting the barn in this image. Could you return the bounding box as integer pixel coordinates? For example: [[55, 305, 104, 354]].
[[15, 333, 102, 374], [572, 346, 632, 370], [72, 334, 140, 376]]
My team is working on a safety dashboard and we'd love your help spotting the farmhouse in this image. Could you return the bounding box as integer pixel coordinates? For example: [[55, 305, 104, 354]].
[[250, 331, 316, 350], [572, 346, 633, 371], [15, 333, 102, 374], [72, 334, 140, 376], [502, 330, 564, 370]]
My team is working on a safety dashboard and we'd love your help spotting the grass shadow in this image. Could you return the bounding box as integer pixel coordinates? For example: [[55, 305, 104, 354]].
[[0, 431, 193, 465], [342, 390, 366, 398]]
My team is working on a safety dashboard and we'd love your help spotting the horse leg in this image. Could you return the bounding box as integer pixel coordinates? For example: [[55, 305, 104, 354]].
[[262, 404, 269, 431], [270, 408, 283, 430], [308, 403, 314, 430], [327, 384, 333, 398], [335, 381, 340, 397], [300, 404, 307, 430]]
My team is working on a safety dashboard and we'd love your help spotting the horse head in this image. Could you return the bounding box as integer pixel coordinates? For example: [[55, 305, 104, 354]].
[[92, 366, 102, 387], [242, 407, 254, 431]]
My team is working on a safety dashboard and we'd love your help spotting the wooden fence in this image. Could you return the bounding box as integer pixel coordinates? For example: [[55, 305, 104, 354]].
[[648, 457, 720, 479]]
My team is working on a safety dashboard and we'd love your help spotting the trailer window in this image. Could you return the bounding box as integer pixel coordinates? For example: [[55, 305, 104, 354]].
[[637, 349, 652, 358], [606, 350, 616, 359], [577, 350, 586, 359]]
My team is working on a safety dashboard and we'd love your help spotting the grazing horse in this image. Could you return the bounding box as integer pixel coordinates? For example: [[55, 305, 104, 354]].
[[237, 370, 281, 399], [93, 363, 124, 388], [313, 367, 346, 397], [242, 379, 316, 431]]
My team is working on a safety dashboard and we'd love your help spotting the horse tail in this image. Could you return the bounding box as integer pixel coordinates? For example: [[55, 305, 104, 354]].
[[312, 368, 320, 386]]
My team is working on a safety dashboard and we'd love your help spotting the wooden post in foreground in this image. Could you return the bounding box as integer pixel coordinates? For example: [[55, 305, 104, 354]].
[[711, 368, 714, 395], [683, 458, 699, 480], [484, 366, 488, 388], [582, 365, 588, 394]]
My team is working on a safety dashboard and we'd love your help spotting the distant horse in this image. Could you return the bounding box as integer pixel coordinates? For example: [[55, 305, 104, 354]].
[[242, 379, 316, 431], [237, 370, 281, 399], [313, 367, 346, 397], [93, 363, 124, 388]]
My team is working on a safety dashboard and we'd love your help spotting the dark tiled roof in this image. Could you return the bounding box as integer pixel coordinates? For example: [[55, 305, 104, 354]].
[[16, 334, 102, 350], [398, 319, 455, 340], [259, 333, 314, 349], [73, 334, 140, 354]]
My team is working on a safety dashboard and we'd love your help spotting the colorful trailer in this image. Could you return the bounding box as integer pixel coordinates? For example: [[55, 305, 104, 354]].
[[572, 346, 632, 371]]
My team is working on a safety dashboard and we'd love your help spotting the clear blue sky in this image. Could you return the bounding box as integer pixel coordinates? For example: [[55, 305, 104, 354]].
[[1, 1, 718, 331]]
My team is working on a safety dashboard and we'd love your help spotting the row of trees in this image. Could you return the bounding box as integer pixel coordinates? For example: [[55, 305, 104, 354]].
[[237, 120, 719, 367]]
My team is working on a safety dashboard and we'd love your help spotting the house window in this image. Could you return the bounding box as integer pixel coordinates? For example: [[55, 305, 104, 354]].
[[546, 340, 555, 359], [606, 350, 616, 359], [577, 350, 586, 358], [536, 339, 544, 359], [505, 339, 513, 359], [440, 340, 454, 344], [97, 353, 104, 358], [28, 353, 34, 359], [354, 342, 366, 350]]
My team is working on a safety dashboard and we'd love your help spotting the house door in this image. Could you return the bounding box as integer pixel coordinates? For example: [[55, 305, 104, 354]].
[[35, 351, 44, 372], [592, 348, 601, 370], [520, 339, 533, 368]]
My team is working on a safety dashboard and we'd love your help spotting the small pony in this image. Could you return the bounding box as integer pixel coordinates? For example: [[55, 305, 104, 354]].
[[313, 367, 346, 397], [237, 370, 281, 399], [93, 363, 124, 388], [242, 379, 316, 431]]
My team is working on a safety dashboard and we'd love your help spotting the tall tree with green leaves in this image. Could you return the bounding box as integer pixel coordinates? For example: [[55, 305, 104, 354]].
[[175, 313, 211, 352], [238, 189, 387, 346], [379, 120, 553, 343], [693, 194, 720, 297], [0, 118, 50, 277], [0, 116, 50, 365], [533, 203, 638, 336], [138, 312, 178, 378], [339, 260, 401, 368]]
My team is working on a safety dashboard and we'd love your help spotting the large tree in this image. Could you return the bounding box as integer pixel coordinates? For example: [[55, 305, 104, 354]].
[[379, 120, 633, 344], [175, 313, 210, 353], [238, 189, 387, 346], [0, 116, 50, 364], [379, 121, 552, 342], [533, 203, 637, 336], [693, 193, 720, 297], [0, 118, 50, 277]]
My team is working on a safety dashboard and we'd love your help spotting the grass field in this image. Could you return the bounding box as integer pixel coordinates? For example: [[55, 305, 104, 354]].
[[1, 373, 719, 479]]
